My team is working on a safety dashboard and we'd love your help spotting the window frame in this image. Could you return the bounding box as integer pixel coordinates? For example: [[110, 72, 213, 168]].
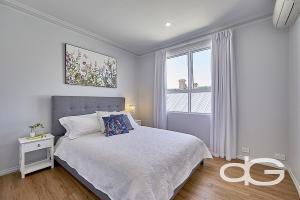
[[166, 46, 212, 114]]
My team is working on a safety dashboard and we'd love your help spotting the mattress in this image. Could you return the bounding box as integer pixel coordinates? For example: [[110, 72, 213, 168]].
[[54, 126, 212, 200]]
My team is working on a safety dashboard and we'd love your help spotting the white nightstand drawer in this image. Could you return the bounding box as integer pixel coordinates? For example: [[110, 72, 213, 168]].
[[23, 139, 52, 152]]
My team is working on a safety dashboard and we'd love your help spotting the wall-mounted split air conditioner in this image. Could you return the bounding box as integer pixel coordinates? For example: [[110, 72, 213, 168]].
[[273, 0, 300, 28]]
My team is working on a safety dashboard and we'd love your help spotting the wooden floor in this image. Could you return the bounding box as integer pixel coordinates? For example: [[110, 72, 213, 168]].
[[0, 158, 298, 200]]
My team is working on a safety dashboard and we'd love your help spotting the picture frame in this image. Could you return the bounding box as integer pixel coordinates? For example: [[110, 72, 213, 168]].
[[65, 44, 117, 88]]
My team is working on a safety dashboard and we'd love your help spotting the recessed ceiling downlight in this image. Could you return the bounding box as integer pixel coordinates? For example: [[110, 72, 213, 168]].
[[165, 22, 172, 27]]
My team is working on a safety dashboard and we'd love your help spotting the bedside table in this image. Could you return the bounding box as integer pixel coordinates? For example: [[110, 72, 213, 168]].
[[18, 134, 54, 178], [135, 120, 142, 126]]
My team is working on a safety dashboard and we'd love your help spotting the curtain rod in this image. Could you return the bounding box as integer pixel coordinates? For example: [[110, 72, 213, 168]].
[[160, 14, 273, 52]]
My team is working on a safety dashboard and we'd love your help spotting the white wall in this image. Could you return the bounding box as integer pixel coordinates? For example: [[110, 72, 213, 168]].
[[137, 53, 155, 126], [167, 113, 210, 146], [0, 4, 139, 172], [137, 18, 290, 160], [288, 17, 300, 187], [235, 18, 289, 160]]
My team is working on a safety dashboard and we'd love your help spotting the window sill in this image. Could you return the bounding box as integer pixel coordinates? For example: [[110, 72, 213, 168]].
[[167, 111, 212, 116]]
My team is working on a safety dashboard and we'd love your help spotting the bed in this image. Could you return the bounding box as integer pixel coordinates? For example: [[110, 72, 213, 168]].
[[52, 96, 212, 200]]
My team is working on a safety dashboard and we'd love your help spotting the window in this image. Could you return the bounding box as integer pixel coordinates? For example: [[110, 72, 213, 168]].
[[166, 47, 211, 113]]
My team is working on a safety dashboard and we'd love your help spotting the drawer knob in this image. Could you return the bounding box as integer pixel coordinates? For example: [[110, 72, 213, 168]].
[[37, 144, 41, 147]]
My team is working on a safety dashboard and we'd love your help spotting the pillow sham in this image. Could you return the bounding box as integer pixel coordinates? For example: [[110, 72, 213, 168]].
[[96, 111, 138, 133], [59, 113, 101, 139], [102, 116, 128, 137]]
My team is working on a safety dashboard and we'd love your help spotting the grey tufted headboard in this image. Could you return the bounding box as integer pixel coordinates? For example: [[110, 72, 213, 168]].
[[51, 96, 125, 142]]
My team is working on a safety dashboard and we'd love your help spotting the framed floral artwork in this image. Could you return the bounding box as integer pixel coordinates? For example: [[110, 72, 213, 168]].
[[65, 44, 117, 88]]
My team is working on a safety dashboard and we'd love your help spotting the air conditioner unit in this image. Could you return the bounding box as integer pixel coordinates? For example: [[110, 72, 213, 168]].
[[273, 0, 300, 28]]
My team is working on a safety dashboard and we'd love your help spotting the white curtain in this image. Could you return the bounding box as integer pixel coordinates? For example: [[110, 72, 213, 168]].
[[153, 49, 167, 129], [210, 29, 237, 161]]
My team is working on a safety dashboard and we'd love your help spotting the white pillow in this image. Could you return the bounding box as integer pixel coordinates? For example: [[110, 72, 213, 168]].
[[59, 113, 101, 139], [96, 111, 138, 133]]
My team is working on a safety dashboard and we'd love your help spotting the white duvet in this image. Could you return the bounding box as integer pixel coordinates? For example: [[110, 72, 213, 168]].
[[54, 126, 212, 200]]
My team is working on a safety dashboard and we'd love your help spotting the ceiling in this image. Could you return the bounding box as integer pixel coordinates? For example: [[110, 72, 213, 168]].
[[7, 0, 275, 55]]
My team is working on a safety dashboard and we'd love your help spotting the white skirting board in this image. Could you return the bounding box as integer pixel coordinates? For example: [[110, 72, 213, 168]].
[[287, 166, 300, 197], [0, 166, 18, 176]]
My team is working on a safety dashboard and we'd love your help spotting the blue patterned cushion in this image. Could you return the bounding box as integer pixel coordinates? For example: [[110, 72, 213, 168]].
[[111, 114, 129, 133], [102, 117, 122, 136], [111, 114, 134, 130], [102, 115, 129, 137]]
